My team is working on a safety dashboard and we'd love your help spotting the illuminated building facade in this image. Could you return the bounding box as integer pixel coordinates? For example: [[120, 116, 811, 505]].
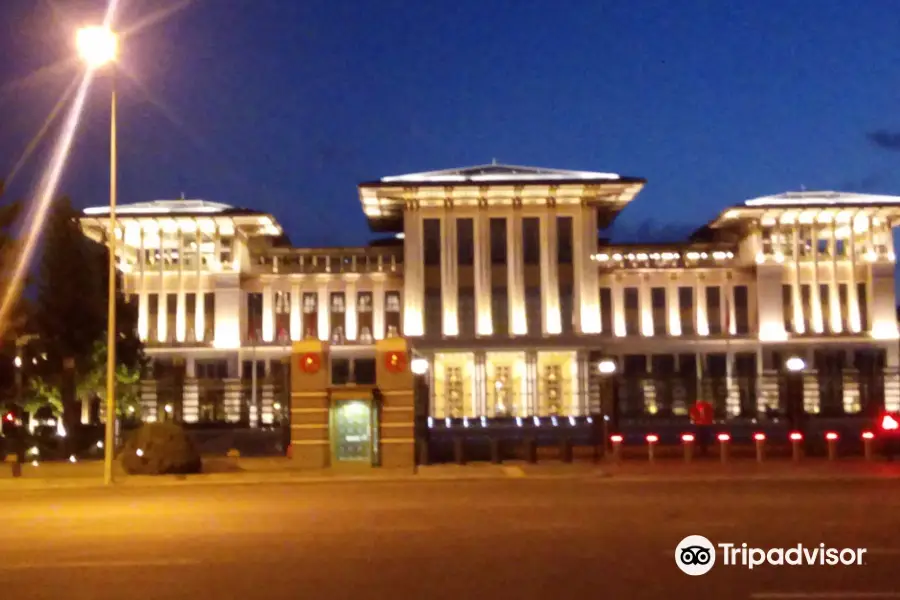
[[80, 165, 900, 443]]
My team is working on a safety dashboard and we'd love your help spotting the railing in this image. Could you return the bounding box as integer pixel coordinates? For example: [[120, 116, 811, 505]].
[[255, 247, 403, 275]]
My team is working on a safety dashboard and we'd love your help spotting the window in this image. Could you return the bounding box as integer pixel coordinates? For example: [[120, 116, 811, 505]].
[[733, 285, 749, 334], [246, 293, 263, 342], [330, 292, 346, 343], [820, 284, 833, 332], [457, 218, 474, 266], [185, 293, 196, 342], [331, 358, 351, 385], [624, 287, 639, 336], [275, 291, 290, 342], [619, 355, 647, 417], [492, 287, 508, 336], [599, 287, 613, 335], [302, 292, 317, 339], [651, 355, 675, 415], [331, 357, 377, 386], [525, 286, 541, 336], [678, 287, 694, 335], [800, 284, 811, 333], [424, 290, 441, 338], [490, 218, 507, 264], [357, 292, 373, 343], [385, 291, 401, 338], [203, 293, 215, 342], [838, 284, 849, 331], [782, 285, 793, 332], [734, 353, 757, 417], [556, 217, 573, 264], [651, 287, 666, 335], [559, 284, 574, 335], [423, 219, 441, 266], [522, 217, 540, 265], [705, 286, 721, 334], [166, 294, 177, 342]]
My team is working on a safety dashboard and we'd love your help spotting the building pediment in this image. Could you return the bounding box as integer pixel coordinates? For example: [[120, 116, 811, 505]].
[[377, 163, 623, 184]]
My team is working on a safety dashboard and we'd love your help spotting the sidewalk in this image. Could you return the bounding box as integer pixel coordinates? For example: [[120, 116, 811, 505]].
[[2, 457, 900, 492]]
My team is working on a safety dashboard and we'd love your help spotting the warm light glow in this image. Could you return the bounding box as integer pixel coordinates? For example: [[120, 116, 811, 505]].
[[880, 414, 899, 431], [681, 433, 695, 443], [717, 433, 730, 442], [825, 431, 838, 441], [13, 356, 22, 368], [597, 359, 617, 375], [785, 356, 806, 372], [753, 433, 765, 442], [410, 357, 429, 375], [610, 434, 623, 444], [76, 26, 118, 68], [758, 323, 789, 342], [646, 434, 659, 443], [870, 322, 900, 340], [789, 432, 803, 441], [862, 431, 875, 440]]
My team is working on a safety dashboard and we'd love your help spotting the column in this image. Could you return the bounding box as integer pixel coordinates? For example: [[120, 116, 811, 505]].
[[373, 275, 386, 340], [725, 353, 740, 416], [157, 225, 166, 342], [261, 359, 275, 425], [195, 223, 204, 342], [640, 276, 653, 337], [344, 275, 358, 341], [791, 227, 804, 334], [726, 281, 737, 335], [474, 209, 493, 336], [440, 213, 459, 336], [182, 357, 199, 423], [262, 283, 274, 342], [667, 275, 681, 336], [539, 212, 561, 335], [848, 214, 861, 332], [810, 224, 824, 333], [176, 229, 186, 342], [506, 209, 527, 335], [474, 351, 487, 416], [402, 209, 425, 336], [829, 221, 842, 333], [574, 207, 601, 334], [695, 276, 709, 336], [290, 281, 301, 341], [317, 278, 329, 342], [613, 279, 626, 337], [138, 227, 148, 340]]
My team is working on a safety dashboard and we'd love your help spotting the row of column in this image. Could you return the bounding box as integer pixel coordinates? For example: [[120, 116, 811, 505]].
[[404, 207, 599, 338]]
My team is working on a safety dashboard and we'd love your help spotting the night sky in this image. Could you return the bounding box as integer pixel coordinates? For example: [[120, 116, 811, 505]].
[[1, 0, 899, 248]]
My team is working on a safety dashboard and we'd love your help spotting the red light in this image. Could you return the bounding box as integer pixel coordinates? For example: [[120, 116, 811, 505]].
[[4, 413, 12, 423], [862, 431, 875, 440], [610, 434, 624, 444], [646, 434, 659, 443], [753, 433, 766, 442], [681, 433, 695, 443], [717, 433, 730, 442], [881, 414, 899, 431], [825, 431, 839, 441], [789, 432, 803, 441]]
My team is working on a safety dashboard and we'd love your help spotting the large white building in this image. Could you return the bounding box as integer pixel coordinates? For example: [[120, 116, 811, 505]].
[[80, 165, 900, 428]]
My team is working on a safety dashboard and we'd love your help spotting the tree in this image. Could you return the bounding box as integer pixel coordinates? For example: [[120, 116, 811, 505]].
[[33, 197, 145, 445]]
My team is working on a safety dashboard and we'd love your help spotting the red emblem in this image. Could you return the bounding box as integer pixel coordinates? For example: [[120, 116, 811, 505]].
[[385, 351, 407, 374], [300, 353, 321, 374]]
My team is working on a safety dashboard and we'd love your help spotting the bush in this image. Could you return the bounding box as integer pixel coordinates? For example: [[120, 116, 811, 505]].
[[119, 422, 202, 475]]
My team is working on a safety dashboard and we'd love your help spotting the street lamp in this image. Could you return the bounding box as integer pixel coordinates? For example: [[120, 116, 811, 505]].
[[410, 357, 429, 375], [597, 359, 617, 375], [77, 25, 119, 486]]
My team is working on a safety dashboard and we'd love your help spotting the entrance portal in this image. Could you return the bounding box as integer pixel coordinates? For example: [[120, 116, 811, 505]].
[[332, 400, 373, 463]]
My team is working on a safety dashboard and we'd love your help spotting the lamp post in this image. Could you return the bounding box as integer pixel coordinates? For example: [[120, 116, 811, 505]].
[[77, 26, 119, 486], [785, 356, 806, 434], [597, 358, 618, 457]]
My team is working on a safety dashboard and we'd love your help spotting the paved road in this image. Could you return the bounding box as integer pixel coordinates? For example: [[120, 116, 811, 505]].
[[1, 478, 899, 600]]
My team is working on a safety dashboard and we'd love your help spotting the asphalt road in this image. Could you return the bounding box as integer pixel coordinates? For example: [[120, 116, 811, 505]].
[[1, 478, 899, 600]]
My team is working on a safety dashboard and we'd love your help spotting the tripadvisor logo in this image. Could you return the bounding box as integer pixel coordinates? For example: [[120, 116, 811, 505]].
[[675, 535, 867, 575]]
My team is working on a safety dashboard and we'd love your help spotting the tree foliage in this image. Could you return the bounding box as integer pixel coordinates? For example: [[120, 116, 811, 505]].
[[31, 196, 145, 420]]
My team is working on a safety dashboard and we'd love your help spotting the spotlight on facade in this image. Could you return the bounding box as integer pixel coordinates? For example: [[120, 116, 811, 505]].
[[785, 356, 806, 372], [597, 359, 617, 375], [410, 357, 429, 375]]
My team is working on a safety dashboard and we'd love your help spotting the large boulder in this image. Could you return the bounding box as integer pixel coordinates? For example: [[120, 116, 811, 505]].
[[119, 422, 202, 475]]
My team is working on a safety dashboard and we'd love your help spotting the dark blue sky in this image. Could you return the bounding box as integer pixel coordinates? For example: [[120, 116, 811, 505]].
[[1, 0, 899, 247]]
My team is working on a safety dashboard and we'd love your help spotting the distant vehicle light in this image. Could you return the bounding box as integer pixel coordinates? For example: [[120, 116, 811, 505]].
[[880, 414, 899, 431]]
